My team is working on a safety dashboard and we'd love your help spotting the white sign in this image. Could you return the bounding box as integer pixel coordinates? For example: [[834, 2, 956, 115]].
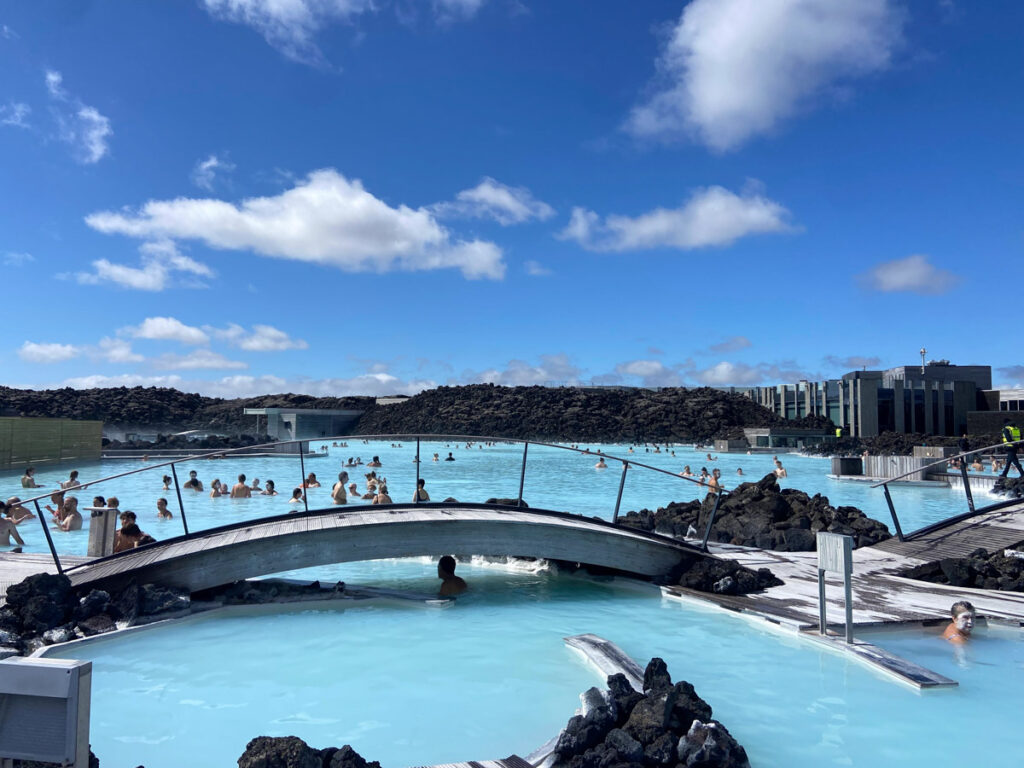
[[817, 532, 853, 575]]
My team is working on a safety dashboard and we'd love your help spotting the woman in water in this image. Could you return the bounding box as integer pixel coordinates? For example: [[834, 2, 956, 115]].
[[289, 488, 304, 504], [210, 479, 224, 498], [261, 480, 278, 496], [372, 484, 393, 505]]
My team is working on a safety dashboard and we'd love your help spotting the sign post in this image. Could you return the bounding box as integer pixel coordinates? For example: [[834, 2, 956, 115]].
[[817, 532, 854, 643]]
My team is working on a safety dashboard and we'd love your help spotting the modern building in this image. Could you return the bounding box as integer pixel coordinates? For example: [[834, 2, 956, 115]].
[[244, 407, 363, 441], [749, 362, 992, 438]]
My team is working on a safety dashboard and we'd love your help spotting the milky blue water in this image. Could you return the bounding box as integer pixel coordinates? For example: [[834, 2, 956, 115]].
[[10, 440, 1021, 766], [0, 440, 992, 558]]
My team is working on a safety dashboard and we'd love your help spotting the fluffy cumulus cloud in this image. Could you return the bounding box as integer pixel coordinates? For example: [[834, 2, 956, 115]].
[[206, 323, 308, 351], [125, 317, 210, 345], [0, 102, 30, 128], [471, 354, 582, 386], [559, 185, 792, 252], [191, 153, 235, 190], [153, 349, 248, 371], [85, 169, 505, 280], [97, 338, 145, 364], [627, 0, 904, 151], [45, 70, 112, 163], [3, 252, 34, 266], [524, 260, 552, 276], [693, 360, 817, 387], [75, 240, 214, 291], [860, 254, 959, 295], [18, 341, 81, 364], [433, 177, 555, 225], [613, 359, 685, 388]]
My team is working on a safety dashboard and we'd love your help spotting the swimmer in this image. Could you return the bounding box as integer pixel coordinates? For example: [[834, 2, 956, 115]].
[[230, 474, 252, 498], [261, 480, 278, 496], [250, 477, 262, 491], [5, 497, 34, 524], [942, 601, 976, 644], [595, 457, 608, 469], [736, 467, 744, 476], [413, 478, 430, 502], [288, 488, 304, 505], [970, 458, 984, 472], [58, 497, 82, 531], [21, 467, 43, 488], [303, 473, 321, 488], [367, 456, 382, 467], [445, 452, 455, 461], [438, 554, 468, 596], [0, 504, 25, 548], [184, 470, 204, 492], [46, 492, 67, 523], [161, 475, 172, 491], [698, 467, 710, 486], [156, 498, 173, 519], [61, 470, 81, 490], [706, 453, 717, 462], [433, 453, 440, 462], [372, 484, 392, 505], [210, 479, 224, 498], [348, 482, 359, 499], [331, 472, 348, 505], [707, 468, 723, 494], [774, 460, 788, 478], [679, 465, 693, 478]]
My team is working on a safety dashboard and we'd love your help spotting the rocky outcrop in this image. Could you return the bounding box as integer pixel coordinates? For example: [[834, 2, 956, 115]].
[[800, 431, 1003, 458], [668, 552, 782, 596], [237, 736, 381, 768], [902, 547, 1024, 591], [619, 475, 891, 551], [0, 574, 190, 656], [354, 385, 785, 442], [993, 476, 1024, 499], [553, 658, 750, 768]]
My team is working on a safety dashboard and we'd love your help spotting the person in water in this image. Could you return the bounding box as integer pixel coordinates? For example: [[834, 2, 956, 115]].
[[156, 498, 173, 519], [445, 452, 456, 461], [942, 600, 976, 644], [595, 457, 607, 469], [438, 555, 467, 596], [413, 478, 430, 502]]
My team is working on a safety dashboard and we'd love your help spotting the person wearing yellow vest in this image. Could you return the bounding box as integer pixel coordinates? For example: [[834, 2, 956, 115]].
[[1000, 418, 1023, 479]]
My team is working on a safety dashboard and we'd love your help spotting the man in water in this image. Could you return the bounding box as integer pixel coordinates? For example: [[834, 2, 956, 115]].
[[230, 474, 252, 498], [942, 601, 976, 644], [184, 470, 204, 492], [0, 503, 25, 549], [438, 555, 467, 596], [774, 460, 788, 478], [594, 457, 607, 469], [21, 467, 43, 488], [445, 452, 455, 461]]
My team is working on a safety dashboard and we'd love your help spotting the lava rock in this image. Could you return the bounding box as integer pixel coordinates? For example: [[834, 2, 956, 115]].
[[4, 573, 72, 612], [75, 590, 114, 623], [326, 744, 382, 768], [484, 498, 527, 507], [903, 547, 1024, 592], [140, 583, 190, 615], [643, 657, 672, 693], [21, 595, 67, 635], [677, 720, 750, 767], [42, 625, 76, 645], [237, 736, 322, 768], [77, 614, 117, 637], [606, 673, 643, 725], [0, 608, 21, 633], [603, 728, 643, 763]]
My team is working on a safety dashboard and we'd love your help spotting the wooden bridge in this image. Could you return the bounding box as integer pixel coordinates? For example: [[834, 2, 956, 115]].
[[59, 503, 700, 593]]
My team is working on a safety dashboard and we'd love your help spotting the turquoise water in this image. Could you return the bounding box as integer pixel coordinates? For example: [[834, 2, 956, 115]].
[[47, 564, 1024, 768], [0, 440, 990, 558]]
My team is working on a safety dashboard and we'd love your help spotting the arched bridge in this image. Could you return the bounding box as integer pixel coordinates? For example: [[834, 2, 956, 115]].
[[63, 502, 702, 593]]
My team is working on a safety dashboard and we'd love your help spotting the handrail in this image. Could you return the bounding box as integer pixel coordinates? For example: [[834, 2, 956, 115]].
[[868, 439, 1024, 488], [15, 432, 730, 572]]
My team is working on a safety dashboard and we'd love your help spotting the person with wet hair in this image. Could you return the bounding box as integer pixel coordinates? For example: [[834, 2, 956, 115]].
[[331, 472, 349, 505], [942, 600, 976, 644], [438, 555, 467, 596]]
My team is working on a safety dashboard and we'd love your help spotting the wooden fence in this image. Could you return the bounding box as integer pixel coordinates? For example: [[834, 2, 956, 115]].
[[0, 417, 102, 469]]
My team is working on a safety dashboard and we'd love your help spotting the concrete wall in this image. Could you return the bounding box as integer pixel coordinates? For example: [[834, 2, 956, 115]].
[[0, 417, 102, 469]]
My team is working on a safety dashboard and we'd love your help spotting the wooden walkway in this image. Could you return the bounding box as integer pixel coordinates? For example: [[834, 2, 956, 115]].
[[56, 504, 697, 593], [667, 499, 1024, 630], [0, 552, 90, 606]]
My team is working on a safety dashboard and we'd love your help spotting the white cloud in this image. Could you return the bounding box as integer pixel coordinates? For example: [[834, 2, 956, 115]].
[[626, 0, 904, 151], [472, 354, 582, 386], [86, 168, 505, 280], [45, 69, 112, 163], [524, 260, 552, 276], [434, 0, 486, 21], [19, 341, 81, 363], [75, 240, 214, 291], [0, 102, 30, 128], [860, 254, 959, 295], [692, 360, 817, 386], [201, 0, 376, 64], [3, 252, 34, 266], [153, 349, 248, 371], [206, 323, 308, 351], [614, 359, 684, 388], [191, 153, 235, 190], [825, 355, 881, 370], [709, 336, 752, 354], [559, 185, 792, 252], [96, 338, 145, 364], [1, 24, 18, 40], [434, 177, 555, 225], [125, 317, 210, 346]]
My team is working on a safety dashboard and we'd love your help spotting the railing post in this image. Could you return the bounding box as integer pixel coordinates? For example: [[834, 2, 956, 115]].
[[700, 491, 723, 552], [517, 442, 529, 507], [298, 440, 309, 513], [415, 437, 421, 503], [959, 461, 976, 515], [32, 500, 63, 574], [170, 463, 190, 537], [612, 462, 629, 523], [882, 483, 905, 542]]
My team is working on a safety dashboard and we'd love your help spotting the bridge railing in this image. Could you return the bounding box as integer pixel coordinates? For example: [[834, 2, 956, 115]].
[[870, 438, 1024, 542], [13, 433, 732, 575]]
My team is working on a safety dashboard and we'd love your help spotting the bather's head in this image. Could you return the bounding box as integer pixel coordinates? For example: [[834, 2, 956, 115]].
[[951, 601, 976, 634], [438, 555, 457, 578]]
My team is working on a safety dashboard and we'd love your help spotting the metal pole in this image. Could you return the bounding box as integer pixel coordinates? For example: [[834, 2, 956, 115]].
[[33, 500, 63, 574], [700, 491, 723, 552], [959, 461, 976, 515], [170, 463, 190, 537], [298, 441, 309, 513], [818, 570, 827, 635], [415, 437, 421, 503], [844, 569, 854, 644], [517, 442, 529, 507], [612, 461, 629, 523], [882, 484, 905, 542]]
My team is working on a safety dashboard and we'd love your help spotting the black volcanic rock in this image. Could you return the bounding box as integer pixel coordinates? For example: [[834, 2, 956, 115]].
[[620, 475, 891, 551], [994, 476, 1024, 499], [903, 547, 1024, 591]]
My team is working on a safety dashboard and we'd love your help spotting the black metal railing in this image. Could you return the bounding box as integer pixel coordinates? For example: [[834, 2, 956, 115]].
[[871, 438, 1024, 542], [13, 433, 731, 574]]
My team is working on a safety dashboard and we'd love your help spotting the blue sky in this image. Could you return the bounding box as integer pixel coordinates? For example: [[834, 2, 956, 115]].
[[1, 0, 1022, 397]]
